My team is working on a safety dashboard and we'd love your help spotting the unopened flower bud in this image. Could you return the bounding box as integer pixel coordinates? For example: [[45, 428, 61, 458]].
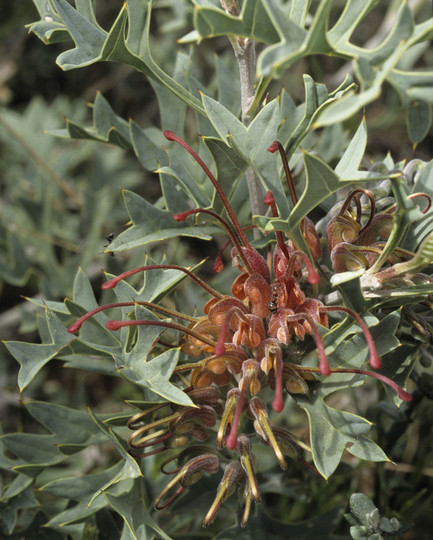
[[203, 461, 241, 527], [237, 434, 261, 504], [249, 397, 287, 470]]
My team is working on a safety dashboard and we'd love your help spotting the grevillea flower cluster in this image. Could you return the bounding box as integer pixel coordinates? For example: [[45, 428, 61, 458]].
[[67, 132, 416, 527]]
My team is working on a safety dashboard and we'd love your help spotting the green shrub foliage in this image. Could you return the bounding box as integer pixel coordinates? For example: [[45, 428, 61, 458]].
[[1, 1, 433, 538]]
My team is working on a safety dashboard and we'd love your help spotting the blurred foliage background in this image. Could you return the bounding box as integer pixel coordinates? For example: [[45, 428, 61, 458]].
[[1, 1, 433, 538], [0, 2, 151, 464]]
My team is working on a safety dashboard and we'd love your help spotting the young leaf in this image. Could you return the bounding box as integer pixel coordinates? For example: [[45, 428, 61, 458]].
[[117, 348, 194, 407], [5, 308, 75, 391]]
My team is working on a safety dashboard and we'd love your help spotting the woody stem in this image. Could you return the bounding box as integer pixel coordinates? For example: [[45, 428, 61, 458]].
[[221, 0, 265, 219]]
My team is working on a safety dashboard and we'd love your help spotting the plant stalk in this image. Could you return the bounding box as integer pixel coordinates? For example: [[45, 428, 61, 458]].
[[221, 1, 265, 219]]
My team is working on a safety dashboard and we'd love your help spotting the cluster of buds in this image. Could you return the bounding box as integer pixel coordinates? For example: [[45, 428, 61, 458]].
[[68, 132, 414, 527], [324, 180, 433, 343], [326, 187, 431, 276]]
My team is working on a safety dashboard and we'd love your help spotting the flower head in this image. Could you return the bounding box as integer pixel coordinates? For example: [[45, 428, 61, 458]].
[[67, 132, 413, 526]]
